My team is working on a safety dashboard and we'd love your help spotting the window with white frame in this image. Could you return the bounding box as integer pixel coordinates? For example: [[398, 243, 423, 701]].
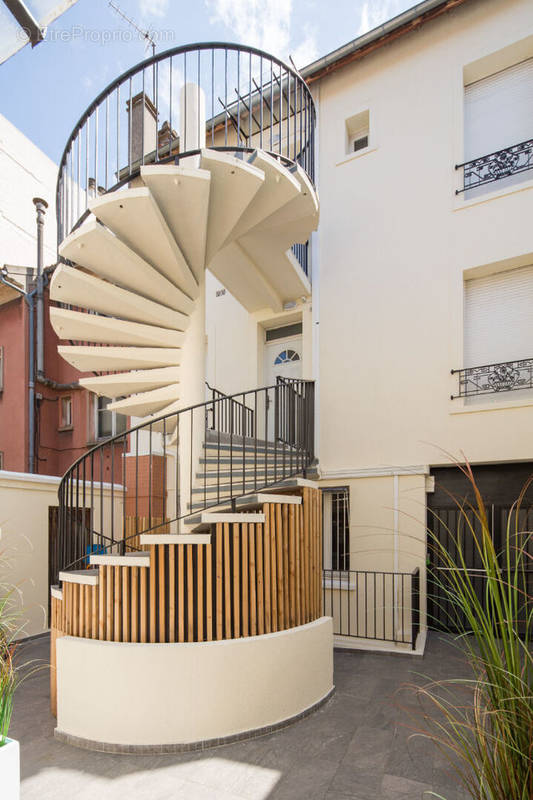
[[59, 395, 73, 429], [345, 109, 369, 156], [464, 265, 533, 368], [95, 396, 128, 439], [463, 58, 533, 192], [323, 487, 350, 571]]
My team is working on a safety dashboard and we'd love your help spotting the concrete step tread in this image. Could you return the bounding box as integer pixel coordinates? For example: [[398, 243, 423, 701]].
[[58, 569, 99, 586], [89, 551, 151, 568], [185, 511, 266, 531], [139, 533, 211, 545]]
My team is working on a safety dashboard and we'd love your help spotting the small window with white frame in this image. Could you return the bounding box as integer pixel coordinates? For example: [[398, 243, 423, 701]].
[[95, 396, 128, 439], [345, 109, 369, 155], [323, 487, 350, 572]]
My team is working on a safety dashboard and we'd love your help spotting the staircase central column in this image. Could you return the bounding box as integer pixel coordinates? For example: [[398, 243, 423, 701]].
[[167, 81, 208, 532]]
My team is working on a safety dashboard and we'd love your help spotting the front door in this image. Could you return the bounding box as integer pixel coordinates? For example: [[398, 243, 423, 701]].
[[263, 331, 303, 437]]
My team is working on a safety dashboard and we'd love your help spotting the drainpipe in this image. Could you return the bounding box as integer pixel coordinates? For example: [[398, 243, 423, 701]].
[[33, 197, 48, 380], [0, 268, 37, 472]]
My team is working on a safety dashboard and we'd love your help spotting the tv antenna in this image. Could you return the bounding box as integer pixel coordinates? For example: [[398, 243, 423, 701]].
[[108, 1, 157, 57]]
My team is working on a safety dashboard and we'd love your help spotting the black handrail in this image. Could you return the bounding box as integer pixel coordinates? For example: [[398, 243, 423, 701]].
[[55, 379, 315, 584], [205, 381, 255, 438], [56, 41, 316, 244]]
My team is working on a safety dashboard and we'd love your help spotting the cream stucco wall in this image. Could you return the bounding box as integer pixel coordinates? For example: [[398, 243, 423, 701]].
[[205, 270, 313, 394], [315, 0, 533, 474], [56, 617, 333, 747], [0, 471, 124, 637], [199, 0, 532, 648]]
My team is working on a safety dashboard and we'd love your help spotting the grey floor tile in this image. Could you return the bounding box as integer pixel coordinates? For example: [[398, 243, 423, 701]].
[[13, 631, 472, 800], [381, 773, 433, 799]]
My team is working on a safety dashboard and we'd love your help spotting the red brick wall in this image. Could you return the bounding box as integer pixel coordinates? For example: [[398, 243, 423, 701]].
[[125, 454, 166, 519]]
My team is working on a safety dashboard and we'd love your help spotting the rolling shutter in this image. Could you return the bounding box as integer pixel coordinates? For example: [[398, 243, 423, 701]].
[[464, 265, 533, 367], [464, 58, 533, 161]]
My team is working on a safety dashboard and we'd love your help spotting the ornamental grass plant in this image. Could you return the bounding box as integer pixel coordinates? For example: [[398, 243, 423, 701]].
[[410, 462, 533, 800]]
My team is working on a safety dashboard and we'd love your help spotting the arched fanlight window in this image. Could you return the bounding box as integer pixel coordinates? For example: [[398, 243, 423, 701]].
[[274, 349, 300, 365]]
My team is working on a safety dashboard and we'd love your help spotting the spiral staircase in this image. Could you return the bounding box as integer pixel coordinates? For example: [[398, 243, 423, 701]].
[[49, 41, 320, 585]]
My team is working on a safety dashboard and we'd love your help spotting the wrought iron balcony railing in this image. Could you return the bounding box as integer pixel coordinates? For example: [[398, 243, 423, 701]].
[[451, 358, 533, 399], [56, 42, 316, 244], [455, 138, 533, 193]]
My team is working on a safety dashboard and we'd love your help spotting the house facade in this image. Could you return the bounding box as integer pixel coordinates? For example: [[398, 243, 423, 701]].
[[2, 0, 528, 752], [206, 0, 533, 638]]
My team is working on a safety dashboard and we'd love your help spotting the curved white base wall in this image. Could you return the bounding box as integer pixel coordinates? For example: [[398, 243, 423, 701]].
[[56, 617, 333, 750]]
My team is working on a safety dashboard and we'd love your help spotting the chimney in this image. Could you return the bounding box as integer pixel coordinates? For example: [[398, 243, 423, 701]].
[[158, 120, 179, 158], [126, 92, 158, 166]]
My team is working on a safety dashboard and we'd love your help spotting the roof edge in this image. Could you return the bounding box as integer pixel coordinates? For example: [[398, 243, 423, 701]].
[[301, 0, 472, 83]]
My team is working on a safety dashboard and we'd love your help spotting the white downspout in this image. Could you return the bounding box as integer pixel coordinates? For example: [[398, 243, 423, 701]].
[[393, 473, 400, 635]]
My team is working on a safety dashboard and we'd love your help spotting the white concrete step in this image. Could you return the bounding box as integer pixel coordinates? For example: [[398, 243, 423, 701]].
[[228, 150, 301, 240], [209, 242, 282, 312], [185, 511, 266, 532], [139, 533, 211, 545], [90, 188, 199, 299], [252, 163, 319, 235], [107, 384, 180, 417], [59, 569, 99, 585], [50, 264, 188, 330], [90, 552, 151, 568], [59, 219, 194, 313], [80, 368, 180, 398], [140, 164, 211, 281], [58, 345, 180, 373], [188, 491, 302, 512], [200, 149, 264, 264], [238, 232, 311, 302], [49, 307, 184, 349], [143, 400, 181, 433]]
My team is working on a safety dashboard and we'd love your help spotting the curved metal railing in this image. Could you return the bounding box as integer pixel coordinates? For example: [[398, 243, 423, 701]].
[[56, 41, 316, 243], [55, 379, 315, 584]]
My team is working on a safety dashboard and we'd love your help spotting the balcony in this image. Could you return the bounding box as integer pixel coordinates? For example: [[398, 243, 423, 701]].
[[56, 43, 316, 267], [455, 138, 533, 193], [451, 357, 533, 399]]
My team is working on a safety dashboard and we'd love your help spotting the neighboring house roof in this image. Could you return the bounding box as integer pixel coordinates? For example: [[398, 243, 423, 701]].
[[0, 270, 23, 306], [301, 0, 472, 83]]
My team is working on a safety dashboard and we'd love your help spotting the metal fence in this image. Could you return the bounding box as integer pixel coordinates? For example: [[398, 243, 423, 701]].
[[323, 568, 420, 649], [56, 42, 316, 243]]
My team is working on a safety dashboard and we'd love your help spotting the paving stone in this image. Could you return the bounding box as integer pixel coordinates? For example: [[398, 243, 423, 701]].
[[11, 632, 470, 800]]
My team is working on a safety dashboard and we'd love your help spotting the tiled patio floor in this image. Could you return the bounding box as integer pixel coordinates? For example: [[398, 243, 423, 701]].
[[12, 632, 471, 799]]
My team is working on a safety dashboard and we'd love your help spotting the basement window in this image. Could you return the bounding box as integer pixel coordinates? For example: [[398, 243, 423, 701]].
[[323, 487, 350, 572], [0, 451, 3, 470], [59, 396, 73, 430], [345, 109, 370, 156]]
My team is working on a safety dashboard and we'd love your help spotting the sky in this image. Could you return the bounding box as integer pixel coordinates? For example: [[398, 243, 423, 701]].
[[0, 0, 415, 164]]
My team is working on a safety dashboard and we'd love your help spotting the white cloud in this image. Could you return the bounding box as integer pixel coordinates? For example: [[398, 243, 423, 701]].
[[356, 0, 409, 36], [139, 0, 169, 19], [207, 0, 317, 69]]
